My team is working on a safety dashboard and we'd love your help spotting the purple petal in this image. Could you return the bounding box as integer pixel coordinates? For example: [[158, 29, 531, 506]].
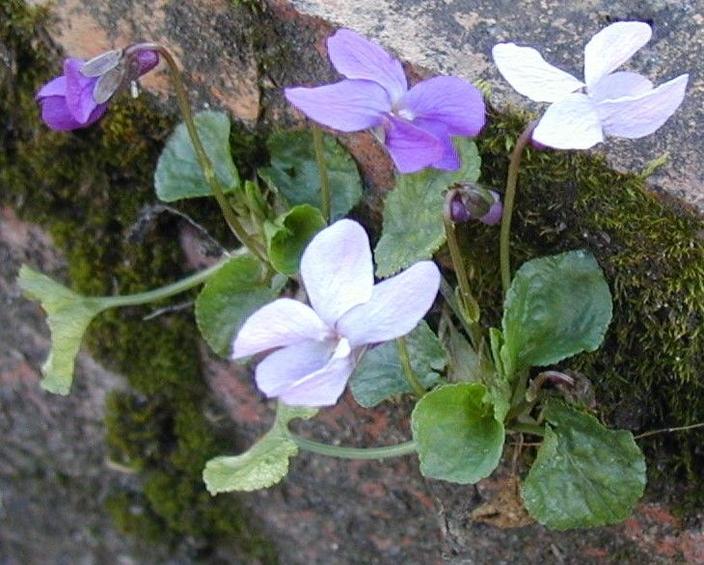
[[383, 116, 445, 173], [480, 191, 503, 226], [278, 339, 356, 407], [37, 76, 68, 99], [38, 96, 106, 131], [337, 261, 440, 347], [255, 339, 335, 398], [285, 80, 390, 132], [595, 74, 688, 138], [63, 58, 101, 124], [533, 93, 604, 149], [589, 71, 653, 103], [136, 50, 160, 76], [300, 219, 374, 327], [412, 118, 460, 170], [583, 21, 652, 88], [232, 298, 333, 359], [327, 29, 407, 103], [492, 43, 584, 103], [401, 76, 485, 136]]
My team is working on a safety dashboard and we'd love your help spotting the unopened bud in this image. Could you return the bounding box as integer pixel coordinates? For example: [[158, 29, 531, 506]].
[[447, 183, 503, 226]]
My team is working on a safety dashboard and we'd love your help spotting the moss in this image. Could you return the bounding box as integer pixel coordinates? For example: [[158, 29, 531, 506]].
[[1, 1, 275, 559], [469, 109, 704, 502]]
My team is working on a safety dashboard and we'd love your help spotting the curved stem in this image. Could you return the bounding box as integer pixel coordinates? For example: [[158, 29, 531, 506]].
[[634, 422, 704, 440], [101, 257, 228, 308], [312, 126, 331, 223], [397, 337, 426, 397], [126, 43, 267, 261], [289, 434, 417, 460], [499, 120, 537, 296], [442, 215, 480, 324]]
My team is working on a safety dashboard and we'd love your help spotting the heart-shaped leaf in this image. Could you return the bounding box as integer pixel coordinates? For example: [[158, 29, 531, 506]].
[[265, 204, 326, 275]]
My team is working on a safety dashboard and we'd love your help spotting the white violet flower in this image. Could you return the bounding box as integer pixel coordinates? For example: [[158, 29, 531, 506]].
[[232, 219, 440, 407], [492, 21, 689, 149]]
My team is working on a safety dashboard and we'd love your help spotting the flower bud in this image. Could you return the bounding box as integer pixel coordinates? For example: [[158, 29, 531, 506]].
[[447, 183, 503, 226]]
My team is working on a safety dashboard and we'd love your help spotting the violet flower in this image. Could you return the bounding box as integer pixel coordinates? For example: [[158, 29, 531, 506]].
[[232, 219, 440, 407], [492, 21, 688, 149], [36, 48, 159, 131], [285, 29, 485, 174], [449, 185, 503, 225]]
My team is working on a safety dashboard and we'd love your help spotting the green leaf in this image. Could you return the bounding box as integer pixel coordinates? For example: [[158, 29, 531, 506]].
[[501, 250, 612, 378], [155, 111, 240, 202], [203, 402, 317, 493], [487, 328, 511, 422], [374, 139, 481, 277], [195, 256, 277, 357], [412, 382, 504, 484], [259, 130, 362, 220], [443, 319, 483, 383], [349, 321, 447, 408], [265, 204, 326, 275], [17, 266, 106, 395], [521, 401, 646, 529]]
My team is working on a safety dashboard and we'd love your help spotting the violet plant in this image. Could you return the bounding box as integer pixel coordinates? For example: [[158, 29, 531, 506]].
[[18, 23, 695, 531]]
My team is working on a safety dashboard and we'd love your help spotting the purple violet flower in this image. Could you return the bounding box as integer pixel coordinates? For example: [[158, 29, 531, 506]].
[[285, 29, 486, 174], [36, 49, 159, 131], [232, 219, 440, 407]]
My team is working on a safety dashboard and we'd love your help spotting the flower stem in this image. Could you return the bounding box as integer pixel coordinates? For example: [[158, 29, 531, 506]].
[[443, 215, 480, 324], [100, 258, 229, 308], [439, 276, 484, 353], [396, 336, 426, 397], [312, 126, 331, 223], [508, 422, 545, 437], [126, 43, 266, 262], [634, 422, 704, 440], [289, 433, 417, 460], [499, 120, 537, 296]]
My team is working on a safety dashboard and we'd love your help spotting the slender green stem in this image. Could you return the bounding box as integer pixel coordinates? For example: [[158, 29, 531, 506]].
[[101, 258, 228, 308], [499, 121, 537, 296], [634, 422, 704, 440], [289, 433, 417, 459], [126, 43, 266, 261], [508, 422, 545, 437], [312, 126, 331, 223], [439, 276, 484, 353], [396, 337, 426, 397], [443, 218, 480, 323]]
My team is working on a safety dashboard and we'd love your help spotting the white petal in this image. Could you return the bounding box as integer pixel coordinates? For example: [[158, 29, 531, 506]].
[[337, 261, 440, 347], [300, 219, 374, 326], [583, 21, 652, 88], [278, 339, 356, 407], [255, 339, 335, 397], [492, 43, 583, 102], [596, 74, 688, 138], [533, 93, 604, 149], [588, 71, 653, 102], [232, 298, 332, 358]]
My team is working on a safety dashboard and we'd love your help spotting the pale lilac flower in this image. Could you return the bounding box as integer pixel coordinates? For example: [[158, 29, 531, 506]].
[[285, 29, 485, 173], [36, 48, 159, 131], [232, 219, 440, 407], [492, 21, 689, 149]]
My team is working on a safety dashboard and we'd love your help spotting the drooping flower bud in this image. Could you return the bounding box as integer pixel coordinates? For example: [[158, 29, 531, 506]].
[[36, 46, 159, 132], [447, 183, 503, 225]]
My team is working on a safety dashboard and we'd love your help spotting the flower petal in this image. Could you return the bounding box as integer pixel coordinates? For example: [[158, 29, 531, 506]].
[[300, 219, 374, 326], [492, 43, 584, 102], [412, 118, 460, 170], [327, 29, 407, 103], [533, 93, 604, 149], [255, 339, 335, 398], [589, 71, 653, 102], [232, 298, 332, 359], [38, 96, 107, 131], [37, 76, 67, 99], [277, 339, 356, 407], [383, 116, 445, 173], [401, 76, 485, 136], [136, 50, 160, 75], [480, 191, 503, 226], [596, 74, 688, 138], [337, 261, 440, 347], [583, 21, 652, 88], [63, 58, 101, 124], [285, 79, 390, 132]]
